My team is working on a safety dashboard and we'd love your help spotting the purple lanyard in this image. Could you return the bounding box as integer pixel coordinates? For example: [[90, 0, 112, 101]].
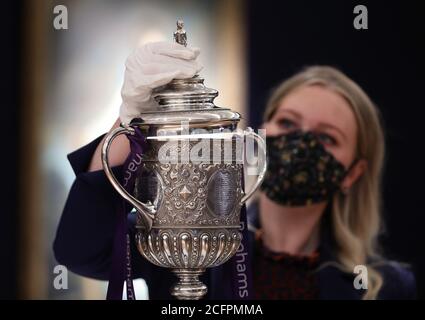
[[228, 178, 253, 299], [106, 127, 146, 300]]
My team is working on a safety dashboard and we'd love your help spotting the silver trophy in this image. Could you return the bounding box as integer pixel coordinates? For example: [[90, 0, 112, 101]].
[[102, 21, 266, 300]]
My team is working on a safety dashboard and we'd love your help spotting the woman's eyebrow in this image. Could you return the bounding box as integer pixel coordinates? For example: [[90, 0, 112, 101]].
[[317, 122, 347, 141], [276, 109, 302, 119]]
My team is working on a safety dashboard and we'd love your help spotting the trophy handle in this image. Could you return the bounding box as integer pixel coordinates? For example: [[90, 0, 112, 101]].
[[240, 128, 267, 205], [101, 126, 156, 231]]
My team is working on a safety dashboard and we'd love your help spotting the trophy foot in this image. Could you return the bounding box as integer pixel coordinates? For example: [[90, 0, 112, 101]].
[[171, 268, 207, 300]]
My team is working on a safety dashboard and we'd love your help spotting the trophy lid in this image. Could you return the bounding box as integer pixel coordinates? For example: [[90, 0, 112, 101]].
[[132, 20, 241, 126]]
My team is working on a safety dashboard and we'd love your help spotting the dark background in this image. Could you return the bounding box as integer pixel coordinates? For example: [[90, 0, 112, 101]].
[[1, 1, 22, 299], [1, 0, 424, 299], [247, 0, 425, 299]]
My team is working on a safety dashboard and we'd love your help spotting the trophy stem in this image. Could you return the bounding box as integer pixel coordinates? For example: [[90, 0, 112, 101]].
[[170, 268, 207, 300]]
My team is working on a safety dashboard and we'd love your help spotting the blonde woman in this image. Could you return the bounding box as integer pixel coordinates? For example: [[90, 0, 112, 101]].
[[54, 42, 415, 299], [249, 65, 415, 299]]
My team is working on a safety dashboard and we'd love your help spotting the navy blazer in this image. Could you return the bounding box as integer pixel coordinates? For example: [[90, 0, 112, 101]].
[[53, 135, 417, 300]]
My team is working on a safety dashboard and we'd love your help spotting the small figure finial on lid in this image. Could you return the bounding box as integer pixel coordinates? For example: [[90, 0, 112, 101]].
[[174, 19, 187, 47]]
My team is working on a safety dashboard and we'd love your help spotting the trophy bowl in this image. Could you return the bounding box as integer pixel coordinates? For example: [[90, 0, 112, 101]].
[[103, 116, 265, 299], [101, 22, 266, 300]]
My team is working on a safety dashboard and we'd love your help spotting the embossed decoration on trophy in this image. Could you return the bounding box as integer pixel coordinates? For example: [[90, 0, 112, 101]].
[[102, 21, 267, 300]]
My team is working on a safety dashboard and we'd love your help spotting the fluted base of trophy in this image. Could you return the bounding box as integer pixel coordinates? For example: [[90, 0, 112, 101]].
[[170, 268, 207, 300]]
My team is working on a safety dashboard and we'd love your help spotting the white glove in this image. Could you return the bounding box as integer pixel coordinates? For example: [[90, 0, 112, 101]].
[[119, 41, 203, 124]]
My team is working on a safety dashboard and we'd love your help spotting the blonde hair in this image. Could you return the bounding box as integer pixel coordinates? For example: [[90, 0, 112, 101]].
[[263, 66, 385, 299]]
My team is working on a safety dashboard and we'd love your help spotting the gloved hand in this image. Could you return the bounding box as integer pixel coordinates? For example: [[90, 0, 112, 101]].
[[119, 41, 203, 124]]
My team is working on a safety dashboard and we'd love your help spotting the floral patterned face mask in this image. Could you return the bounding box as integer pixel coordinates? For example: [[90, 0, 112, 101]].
[[260, 130, 351, 206]]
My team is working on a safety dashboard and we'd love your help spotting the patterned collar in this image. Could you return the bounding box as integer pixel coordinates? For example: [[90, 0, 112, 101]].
[[254, 228, 320, 265]]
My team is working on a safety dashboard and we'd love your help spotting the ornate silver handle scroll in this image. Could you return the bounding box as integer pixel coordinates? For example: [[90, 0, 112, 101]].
[[240, 128, 267, 205], [101, 126, 157, 231]]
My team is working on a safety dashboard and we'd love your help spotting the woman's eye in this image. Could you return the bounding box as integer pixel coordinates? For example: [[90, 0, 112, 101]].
[[318, 133, 337, 146], [277, 118, 297, 130]]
